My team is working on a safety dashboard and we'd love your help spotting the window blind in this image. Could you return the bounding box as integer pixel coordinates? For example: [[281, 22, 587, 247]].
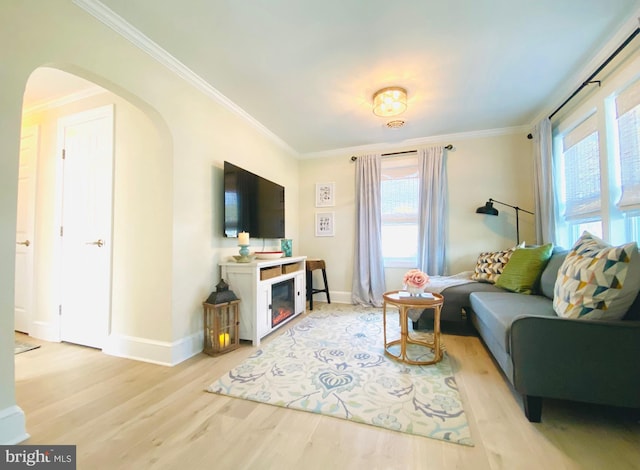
[[616, 79, 640, 212], [380, 156, 419, 265], [562, 114, 601, 220], [381, 156, 419, 222]]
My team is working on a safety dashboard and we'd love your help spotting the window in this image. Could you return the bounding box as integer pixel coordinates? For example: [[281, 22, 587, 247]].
[[553, 63, 640, 248], [615, 79, 640, 237], [380, 156, 419, 267], [555, 114, 603, 247], [562, 114, 601, 220]]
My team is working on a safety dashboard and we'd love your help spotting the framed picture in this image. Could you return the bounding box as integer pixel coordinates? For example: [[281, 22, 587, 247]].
[[315, 182, 335, 207], [315, 212, 335, 237]]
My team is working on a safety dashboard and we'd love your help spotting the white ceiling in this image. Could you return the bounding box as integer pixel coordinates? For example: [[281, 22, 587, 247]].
[[27, 1, 640, 156]]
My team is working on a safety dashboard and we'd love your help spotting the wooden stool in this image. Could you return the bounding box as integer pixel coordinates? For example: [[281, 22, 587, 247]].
[[306, 259, 330, 310]]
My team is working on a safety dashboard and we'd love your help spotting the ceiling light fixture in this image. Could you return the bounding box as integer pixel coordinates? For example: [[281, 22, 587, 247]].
[[386, 120, 405, 128], [372, 86, 407, 117]]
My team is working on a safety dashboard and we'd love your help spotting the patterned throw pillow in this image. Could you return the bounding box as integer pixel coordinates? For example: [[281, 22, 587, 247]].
[[471, 242, 524, 284], [553, 231, 640, 320]]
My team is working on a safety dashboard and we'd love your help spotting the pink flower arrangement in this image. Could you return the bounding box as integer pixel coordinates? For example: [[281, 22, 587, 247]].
[[403, 269, 430, 289]]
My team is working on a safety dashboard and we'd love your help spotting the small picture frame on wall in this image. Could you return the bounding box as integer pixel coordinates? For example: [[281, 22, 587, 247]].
[[315, 182, 335, 207], [315, 212, 335, 237]]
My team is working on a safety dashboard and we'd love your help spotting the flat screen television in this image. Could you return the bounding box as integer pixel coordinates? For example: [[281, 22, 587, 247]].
[[223, 161, 285, 239]]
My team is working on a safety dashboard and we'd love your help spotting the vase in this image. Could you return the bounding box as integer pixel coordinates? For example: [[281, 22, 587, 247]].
[[280, 238, 292, 257], [406, 285, 425, 296]]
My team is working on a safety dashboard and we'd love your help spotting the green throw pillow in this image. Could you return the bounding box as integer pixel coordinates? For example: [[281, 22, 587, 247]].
[[495, 244, 554, 294]]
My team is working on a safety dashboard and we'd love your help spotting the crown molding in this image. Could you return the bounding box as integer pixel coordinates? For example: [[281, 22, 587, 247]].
[[72, 0, 297, 156], [299, 125, 531, 160]]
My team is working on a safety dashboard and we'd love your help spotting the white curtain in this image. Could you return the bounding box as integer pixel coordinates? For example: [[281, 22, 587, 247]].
[[417, 146, 447, 275], [352, 154, 386, 306], [532, 117, 557, 245]]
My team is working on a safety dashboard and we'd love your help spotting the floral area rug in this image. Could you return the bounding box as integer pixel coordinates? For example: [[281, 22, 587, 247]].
[[206, 303, 473, 446], [15, 340, 40, 355]]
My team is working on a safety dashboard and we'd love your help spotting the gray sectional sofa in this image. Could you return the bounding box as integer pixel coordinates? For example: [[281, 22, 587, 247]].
[[420, 249, 640, 422]]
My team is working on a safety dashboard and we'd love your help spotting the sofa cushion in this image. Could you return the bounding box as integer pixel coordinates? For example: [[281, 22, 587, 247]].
[[471, 242, 523, 284], [553, 231, 640, 320], [438, 282, 505, 320], [470, 292, 557, 354], [624, 290, 640, 320], [539, 248, 568, 299], [495, 244, 554, 294]]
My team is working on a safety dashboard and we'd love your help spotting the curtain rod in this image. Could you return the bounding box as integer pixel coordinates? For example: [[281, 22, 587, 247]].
[[350, 144, 453, 161], [548, 27, 640, 121]]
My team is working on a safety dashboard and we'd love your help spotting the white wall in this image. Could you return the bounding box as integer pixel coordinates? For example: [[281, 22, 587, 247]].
[[167, 92, 300, 352], [0, 0, 299, 443], [298, 131, 535, 300], [446, 132, 536, 270]]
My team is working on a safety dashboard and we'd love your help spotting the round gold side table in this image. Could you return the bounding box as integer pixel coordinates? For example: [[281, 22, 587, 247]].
[[382, 290, 445, 365]]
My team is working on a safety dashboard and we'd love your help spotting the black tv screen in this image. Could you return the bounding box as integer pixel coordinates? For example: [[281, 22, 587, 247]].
[[224, 161, 285, 239]]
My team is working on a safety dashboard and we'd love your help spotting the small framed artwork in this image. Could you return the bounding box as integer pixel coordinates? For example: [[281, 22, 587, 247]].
[[315, 212, 335, 237], [315, 182, 335, 207]]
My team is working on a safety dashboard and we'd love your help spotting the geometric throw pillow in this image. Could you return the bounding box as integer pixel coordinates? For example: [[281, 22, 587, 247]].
[[495, 243, 554, 294], [553, 231, 640, 320], [471, 242, 524, 284]]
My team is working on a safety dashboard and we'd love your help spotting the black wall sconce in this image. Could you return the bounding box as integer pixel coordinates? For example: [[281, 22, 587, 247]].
[[476, 198, 534, 245]]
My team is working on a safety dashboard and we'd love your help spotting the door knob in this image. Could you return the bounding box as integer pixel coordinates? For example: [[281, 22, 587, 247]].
[[16, 240, 30, 247], [86, 239, 105, 247]]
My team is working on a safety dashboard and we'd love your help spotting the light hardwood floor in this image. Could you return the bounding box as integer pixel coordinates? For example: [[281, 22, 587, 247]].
[[14, 304, 640, 470]]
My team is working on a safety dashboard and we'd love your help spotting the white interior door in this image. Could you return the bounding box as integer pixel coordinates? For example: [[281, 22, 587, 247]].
[[14, 125, 39, 334], [59, 105, 114, 349]]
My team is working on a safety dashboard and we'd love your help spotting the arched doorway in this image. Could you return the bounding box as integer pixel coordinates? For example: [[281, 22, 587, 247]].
[[17, 66, 173, 354], [18, 68, 114, 346]]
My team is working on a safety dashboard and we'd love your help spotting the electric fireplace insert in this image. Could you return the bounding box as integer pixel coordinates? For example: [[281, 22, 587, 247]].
[[271, 278, 295, 328]]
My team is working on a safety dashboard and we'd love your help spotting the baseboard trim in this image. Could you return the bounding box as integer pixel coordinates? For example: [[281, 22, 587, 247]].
[[29, 320, 60, 342], [103, 332, 202, 366], [0, 405, 29, 445], [309, 291, 385, 306], [170, 332, 203, 365], [325, 291, 353, 304]]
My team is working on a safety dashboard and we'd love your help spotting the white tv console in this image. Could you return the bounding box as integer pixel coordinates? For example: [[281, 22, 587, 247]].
[[220, 256, 306, 346]]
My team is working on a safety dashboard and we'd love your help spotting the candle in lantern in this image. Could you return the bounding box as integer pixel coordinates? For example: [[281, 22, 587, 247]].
[[218, 332, 230, 348], [238, 232, 250, 245]]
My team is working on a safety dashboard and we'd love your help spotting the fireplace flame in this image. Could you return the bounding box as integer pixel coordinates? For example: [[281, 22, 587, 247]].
[[272, 307, 293, 327]]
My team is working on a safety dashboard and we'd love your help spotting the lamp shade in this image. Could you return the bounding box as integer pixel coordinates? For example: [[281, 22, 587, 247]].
[[476, 201, 499, 216], [372, 87, 407, 117]]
